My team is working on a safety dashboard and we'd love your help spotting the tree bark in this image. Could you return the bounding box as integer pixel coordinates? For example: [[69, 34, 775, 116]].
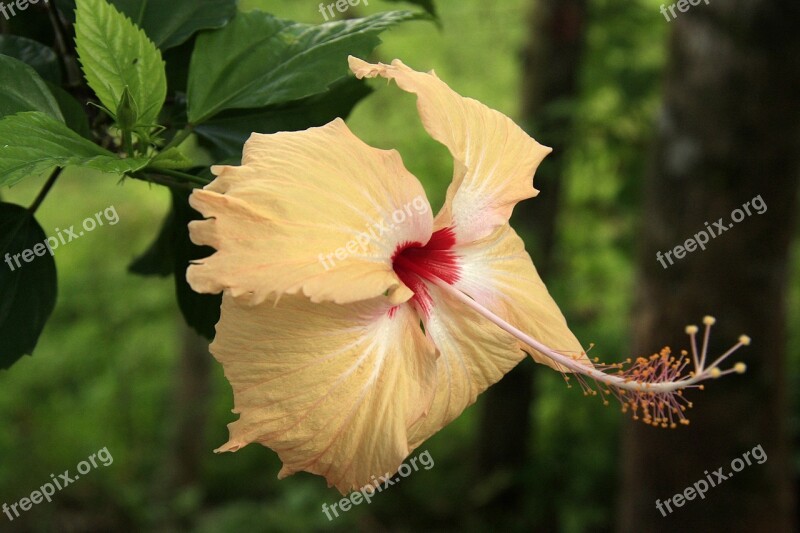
[[475, 0, 588, 529], [618, 1, 800, 531], [156, 322, 213, 528]]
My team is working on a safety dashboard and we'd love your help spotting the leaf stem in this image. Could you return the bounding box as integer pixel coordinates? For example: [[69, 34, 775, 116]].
[[28, 168, 62, 214], [46, 0, 82, 87], [123, 129, 134, 157], [146, 167, 211, 187], [129, 173, 195, 191], [163, 126, 194, 152]]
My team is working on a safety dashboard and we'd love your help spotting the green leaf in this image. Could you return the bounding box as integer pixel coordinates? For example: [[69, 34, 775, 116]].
[[0, 35, 61, 83], [195, 77, 372, 158], [116, 86, 139, 131], [162, 38, 194, 93], [0, 203, 58, 369], [46, 83, 92, 139], [58, 0, 235, 47], [74, 0, 167, 127], [129, 188, 220, 339], [187, 10, 424, 123], [0, 55, 63, 121], [105, 0, 237, 50], [0, 112, 149, 188], [128, 202, 175, 277], [151, 148, 195, 170]]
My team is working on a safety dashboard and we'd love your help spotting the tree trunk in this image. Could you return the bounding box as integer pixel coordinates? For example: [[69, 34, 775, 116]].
[[475, 0, 588, 529], [156, 322, 213, 528], [618, 1, 800, 531]]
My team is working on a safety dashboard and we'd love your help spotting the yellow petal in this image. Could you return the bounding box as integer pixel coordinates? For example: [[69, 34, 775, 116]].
[[406, 282, 523, 449], [350, 56, 551, 244], [211, 293, 437, 494], [188, 118, 433, 305], [454, 225, 590, 372]]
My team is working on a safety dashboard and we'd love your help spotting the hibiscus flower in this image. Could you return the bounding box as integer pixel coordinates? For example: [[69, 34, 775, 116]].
[[186, 57, 748, 493]]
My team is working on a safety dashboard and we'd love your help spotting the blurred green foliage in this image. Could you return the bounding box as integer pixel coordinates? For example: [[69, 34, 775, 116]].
[[0, 0, 797, 531]]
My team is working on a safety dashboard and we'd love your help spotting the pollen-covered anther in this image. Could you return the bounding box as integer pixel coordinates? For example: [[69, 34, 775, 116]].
[[554, 316, 751, 429], [739, 335, 751, 346], [428, 273, 750, 432]]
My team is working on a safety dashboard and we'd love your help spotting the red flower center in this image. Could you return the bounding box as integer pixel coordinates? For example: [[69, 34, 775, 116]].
[[391, 227, 460, 317]]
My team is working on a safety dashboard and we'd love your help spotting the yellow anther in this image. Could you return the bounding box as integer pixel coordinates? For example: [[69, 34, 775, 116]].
[[685, 325, 699, 334], [734, 362, 747, 374], [739, 335, 751, 346], [709, 367, 721, 378], [703, 316, 716, 325]]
